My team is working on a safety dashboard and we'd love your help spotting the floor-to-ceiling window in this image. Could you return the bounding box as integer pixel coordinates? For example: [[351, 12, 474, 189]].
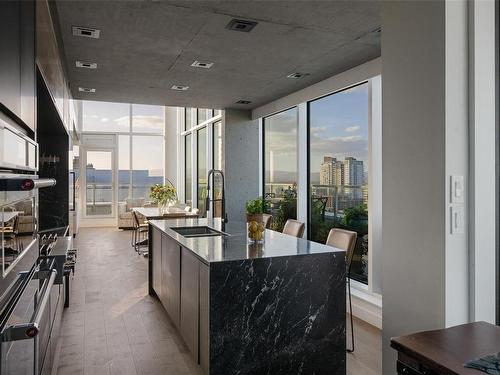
[[82, 101, 165, 217], [185, 134, 192, 206], [197, 127, 208, 216], [263, 108, 298, 231], [180, 108, 222, 216], [308, 82, 369, 283], [212, 121, 223, 217]]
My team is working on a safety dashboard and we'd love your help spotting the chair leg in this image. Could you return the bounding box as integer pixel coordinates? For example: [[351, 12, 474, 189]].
[[347, 278, 355, 353]]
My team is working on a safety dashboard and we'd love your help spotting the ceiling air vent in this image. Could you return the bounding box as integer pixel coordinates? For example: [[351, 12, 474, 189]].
[[78, 87, 96, 93], [191, 61, 214, 69], [226, 19, 258, 33], [72, 26, 101, 39], [171, 85, 189, 91], [286, 72, 310, 79], [76, 61, 97, 69], [235, 100, 252, 105]]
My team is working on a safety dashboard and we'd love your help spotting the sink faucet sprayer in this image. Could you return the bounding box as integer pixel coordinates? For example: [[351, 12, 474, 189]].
[[205, 169, 228, 224]]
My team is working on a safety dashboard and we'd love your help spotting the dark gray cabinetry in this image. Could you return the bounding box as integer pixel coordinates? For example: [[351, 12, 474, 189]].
[[0, 0, 36, 131], [180, 249, 200, 360], [160, 232, 180, 327], [199, 264, 210, 374], [152, 228, 162, 294]]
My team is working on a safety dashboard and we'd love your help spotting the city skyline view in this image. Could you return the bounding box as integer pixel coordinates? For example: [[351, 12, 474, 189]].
[[265, 83, 369, 185]]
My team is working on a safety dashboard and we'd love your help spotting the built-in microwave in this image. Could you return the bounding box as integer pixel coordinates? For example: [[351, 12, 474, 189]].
[[0, 115, 37, 172]]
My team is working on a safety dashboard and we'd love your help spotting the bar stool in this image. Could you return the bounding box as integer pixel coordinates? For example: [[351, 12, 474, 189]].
[[282, 219, 305, 238], [262, 214, 273, 229], [132, 210, 148, 255], [326, 228, 358, 353]]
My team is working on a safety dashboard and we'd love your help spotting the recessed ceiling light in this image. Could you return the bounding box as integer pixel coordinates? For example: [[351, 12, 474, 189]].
[[191, 60, 214, 69], [72, 26, 101, 39], [286, 72, 310, 79], [76, 61, 97, 69], [236, 100, 252, 105], [78, 87, 96, 93], [226, 19, 258, 33], [171, 85, 189, 91]]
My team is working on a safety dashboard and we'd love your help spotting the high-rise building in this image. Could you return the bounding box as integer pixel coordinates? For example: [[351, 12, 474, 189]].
[[319, 156, 364, 187], [344, 157, 364, 187], [320, 157, 342, 185]]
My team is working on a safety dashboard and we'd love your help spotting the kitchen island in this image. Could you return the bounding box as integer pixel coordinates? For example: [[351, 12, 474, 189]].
[[148, 218, 346, 375]]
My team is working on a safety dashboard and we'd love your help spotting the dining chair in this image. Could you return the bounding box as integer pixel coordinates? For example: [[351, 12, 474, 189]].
[[282, 219, 305, 238], [132, 210, 148, 255], [326, 228, 358, 353], [262, 214, 273, 229]]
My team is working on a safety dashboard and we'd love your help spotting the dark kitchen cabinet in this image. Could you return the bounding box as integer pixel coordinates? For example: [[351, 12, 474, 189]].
[[152, 228, 162, 294], [180, 248, 200, 360], [0, 0, 36, 131], [199, 264, 209, 374], [161, 233, 181, 327]]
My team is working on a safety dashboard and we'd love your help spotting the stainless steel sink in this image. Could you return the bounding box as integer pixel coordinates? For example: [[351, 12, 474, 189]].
[[170, 226, 227, 238]]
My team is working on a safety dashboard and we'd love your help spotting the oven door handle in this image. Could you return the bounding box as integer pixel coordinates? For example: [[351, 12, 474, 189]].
[[1, 269, 57, 342]]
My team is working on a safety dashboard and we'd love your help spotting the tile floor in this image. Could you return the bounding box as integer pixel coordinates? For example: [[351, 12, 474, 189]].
[[54, 227, 381, 375]]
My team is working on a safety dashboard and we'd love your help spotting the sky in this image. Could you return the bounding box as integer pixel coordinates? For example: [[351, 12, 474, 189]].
[[82, 101, 164, 173], [265, 83, 369, 183]]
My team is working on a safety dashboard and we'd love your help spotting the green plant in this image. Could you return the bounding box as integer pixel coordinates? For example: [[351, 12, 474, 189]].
[[272, 194, 297, 232], [341, 204, 368, 228], [149, 182, 177, 205], [245, 197, 269, 214]]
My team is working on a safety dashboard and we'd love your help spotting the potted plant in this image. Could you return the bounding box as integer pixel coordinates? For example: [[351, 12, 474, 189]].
[[149, 182, 177, 214], [245, 197, 268, 244]]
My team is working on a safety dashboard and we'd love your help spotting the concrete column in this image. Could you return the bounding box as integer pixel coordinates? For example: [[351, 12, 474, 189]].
[[223, 109, 260, 222]]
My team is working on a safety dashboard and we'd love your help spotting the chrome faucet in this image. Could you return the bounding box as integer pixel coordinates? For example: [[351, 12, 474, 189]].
[[205, 169, 228, 223]]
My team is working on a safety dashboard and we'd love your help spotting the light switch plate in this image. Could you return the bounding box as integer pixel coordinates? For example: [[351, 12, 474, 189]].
[[450, 206, 465, 234], [450, 175, 464, 204]]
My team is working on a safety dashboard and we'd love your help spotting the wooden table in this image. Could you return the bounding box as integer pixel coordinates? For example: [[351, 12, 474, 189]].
[[133, 207, 199, 220], [391, 321, 500, 374]]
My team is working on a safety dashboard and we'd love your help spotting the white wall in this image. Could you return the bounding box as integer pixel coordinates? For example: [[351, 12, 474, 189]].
[[381, 1, 447, 373], [445, 0, 469, 328], [468, 0, 497, 323], [381, 0, 497, 372], [224, 109, 260, 222]]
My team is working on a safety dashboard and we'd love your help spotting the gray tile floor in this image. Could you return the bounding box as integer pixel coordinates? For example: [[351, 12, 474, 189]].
[[55, 227, 200, 375], [55, 227, 381, 375]]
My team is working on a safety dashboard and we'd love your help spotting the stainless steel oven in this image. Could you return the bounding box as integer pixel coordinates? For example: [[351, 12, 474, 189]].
[[0, 174, 59, 375], [0, 262, 60, 375]]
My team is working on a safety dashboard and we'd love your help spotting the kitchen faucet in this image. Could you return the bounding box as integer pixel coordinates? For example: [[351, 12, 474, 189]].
[[205, 169, 228, 223]]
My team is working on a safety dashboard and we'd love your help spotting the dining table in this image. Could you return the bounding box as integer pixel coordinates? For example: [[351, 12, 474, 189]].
[[132, 206, 199, 220]]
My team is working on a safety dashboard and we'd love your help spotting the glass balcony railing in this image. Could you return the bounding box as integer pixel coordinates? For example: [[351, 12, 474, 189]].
[[86, 184, 160, 216], [310, 184, 368, 284]]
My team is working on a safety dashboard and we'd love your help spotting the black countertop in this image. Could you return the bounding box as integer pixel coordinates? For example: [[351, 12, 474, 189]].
[[149, 218, 345, 264]]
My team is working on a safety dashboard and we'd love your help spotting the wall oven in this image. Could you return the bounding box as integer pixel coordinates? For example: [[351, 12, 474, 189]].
[[0, 174, 60, 375]]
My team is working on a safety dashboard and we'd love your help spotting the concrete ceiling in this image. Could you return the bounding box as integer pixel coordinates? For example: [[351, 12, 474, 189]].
[[54, 1, 381, 110]]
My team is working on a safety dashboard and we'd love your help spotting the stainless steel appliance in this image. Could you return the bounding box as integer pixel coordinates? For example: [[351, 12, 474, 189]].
[[0, 175, 61, 375], [0, 110, 65, 374], [0, 114, 37, 172]]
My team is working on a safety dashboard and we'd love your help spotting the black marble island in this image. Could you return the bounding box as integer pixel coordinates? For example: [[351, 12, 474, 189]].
[[148, 218, 346, 375]]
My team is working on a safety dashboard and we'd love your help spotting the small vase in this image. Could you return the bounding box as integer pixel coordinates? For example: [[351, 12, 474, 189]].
[[246, 213, 265, 244], [159, 203, 169, 215]]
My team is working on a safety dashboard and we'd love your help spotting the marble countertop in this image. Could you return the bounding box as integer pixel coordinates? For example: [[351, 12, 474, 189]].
[[149, 218, 345, 264]]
